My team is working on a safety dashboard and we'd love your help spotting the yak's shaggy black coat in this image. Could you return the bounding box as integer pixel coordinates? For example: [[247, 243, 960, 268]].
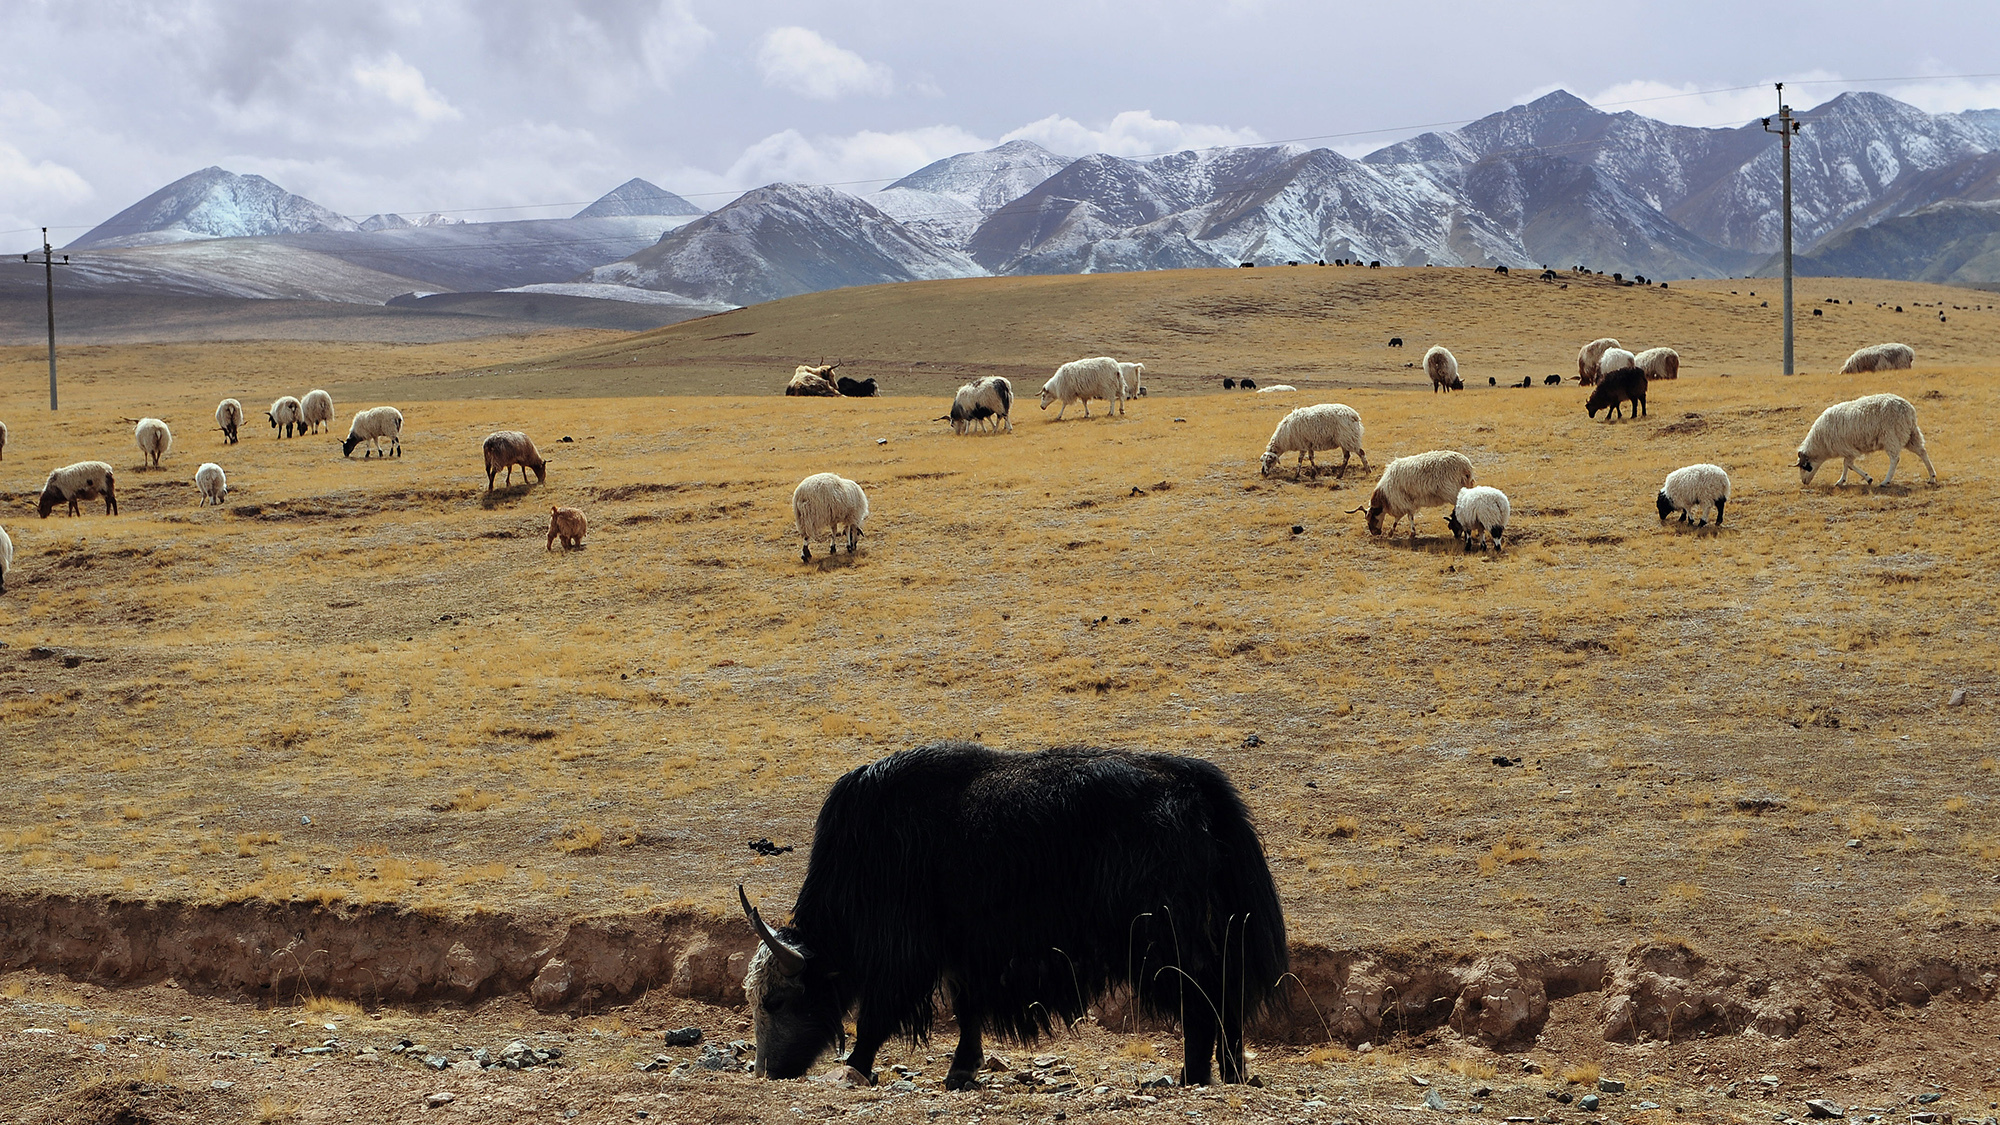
[[745, 741, 1287, 1087]]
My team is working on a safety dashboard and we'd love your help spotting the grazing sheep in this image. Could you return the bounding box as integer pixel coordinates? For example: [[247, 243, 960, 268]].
[[1585, 366, 1649, 420], [1351, 450, 1475, 537], [300, 389, 336, 434], [1038, 357, 1126, 420], [0, 418, 7, 460], [1446, 486, 1511, 551], [1260, 403, 1367, 480], [342, 406, 404, 459], [1838, 343, 1915, 374], [215, 399, 242, 444], [835, 376, 878, 397], [1795, 393, 1935, 487], [1577, 338, 1622, 385], [38, 461, 118, 518], [787, 363, 843, 397], [1424, 346, 1462, 392], [792, 472, 869, 562], [547, 506, 587, 551], [135, 418, 172, 468], [1596, 347, 1636, 378], [1116, 362, 1147, 398], [1255, 384, 1297, 393], [267, 395, 305, 437], [195, 462, 228, 506], [1633, 347, 1680, 380], [950, 377, 1014, 434], [0, 522, 9, 593], [482, 430, 546, 490], [1656, 464, 1729, 527]]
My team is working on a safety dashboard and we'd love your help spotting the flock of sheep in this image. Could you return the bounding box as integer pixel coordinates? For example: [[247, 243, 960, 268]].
[[0, 332, 1944, 593]]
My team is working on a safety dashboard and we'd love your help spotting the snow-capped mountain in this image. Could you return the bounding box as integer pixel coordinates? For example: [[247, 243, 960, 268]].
[[870, 139, 1073, 247], [585, 183, 984, 306], [357, 212, 466, 231], [574, 178, 706, 219], [70, 166, 362, 249]]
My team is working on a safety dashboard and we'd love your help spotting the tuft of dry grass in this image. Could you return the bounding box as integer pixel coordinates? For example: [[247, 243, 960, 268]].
[[1561, 1061, 1603, 1086]]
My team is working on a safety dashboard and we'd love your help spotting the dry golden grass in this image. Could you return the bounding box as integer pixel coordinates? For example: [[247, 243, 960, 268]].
[[0, 267, 1996, 966]]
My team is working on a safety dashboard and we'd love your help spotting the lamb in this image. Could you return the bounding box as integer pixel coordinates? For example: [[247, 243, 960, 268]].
[[547, 506, 587, 550], [1446, 485, 1510, 551], [1585, 366, 1649, 420], [1424, 346, 1463, 392], [1351, 450, 1476, 537], [300, 389, 336, 434], [215, 399, 243, 444], [195, 462, 228, 506], [792, 472, 869, 562], [135, 417, 172, 468], [1656, 464, 1729, 527], [482, 430, 546, 490], [786, 363, 843, 397], [1116, 361, 1147, 398], [1255, 384, 1298, 393], [342, 406, 404, 458], [38, 460, 118, 518], [1795, 393, 1935, 487], [950, 377, 1014, 434], [1038, 356, 1126, 419], [1633, 346, 1680, 380], [1260, 403, 1367, 480], [835, 376, 878, 397], [1838, 343, 1915, 374], [267, 395, 305, 437], [0, 522, 10, 593], [1577, 338, 1622, 385]]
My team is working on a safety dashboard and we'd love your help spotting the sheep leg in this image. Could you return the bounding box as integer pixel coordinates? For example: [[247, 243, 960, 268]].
[[1881, 448, 1900, 485], [801, 542, 812, 562], [1713, 498, 1725, 526], [1912, 441, 1936, 481]]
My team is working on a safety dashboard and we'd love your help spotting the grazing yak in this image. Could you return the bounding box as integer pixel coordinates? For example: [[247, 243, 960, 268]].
[[741, 742, 1287, 1090]]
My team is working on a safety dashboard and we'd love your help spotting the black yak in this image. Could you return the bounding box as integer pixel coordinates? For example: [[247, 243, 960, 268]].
[[740, 742, 1287, 1089], [836, 376, 878, 397], [1586, 365, 1649, 421]]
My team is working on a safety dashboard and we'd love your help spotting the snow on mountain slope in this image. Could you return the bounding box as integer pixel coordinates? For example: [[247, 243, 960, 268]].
[[69, 167, 360, 249], [48, 240, 435, 302], [1462, 153, 1750, 277], [585, 183, 985, 306], [573, 179, 706, 219], [357, 212, 467, 231], [866, 188, 989, 248], [265, 216, 698, 293], [883, 139, 1073, 213]]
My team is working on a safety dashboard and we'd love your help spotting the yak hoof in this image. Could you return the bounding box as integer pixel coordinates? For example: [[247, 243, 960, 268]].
[[944, 1069, 979, 1091], [801, 545, 812, 562]]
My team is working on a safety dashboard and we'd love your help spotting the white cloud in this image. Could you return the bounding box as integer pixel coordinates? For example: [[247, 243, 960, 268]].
[[755, 27, 894, 100], [1561, 73, 1847, 129], [0, 140, 93, 246], [638, 0, 715, 88], [668, 124, 992, 202], [1002, 110, 1262, 157], [352, 52, 461, 124]]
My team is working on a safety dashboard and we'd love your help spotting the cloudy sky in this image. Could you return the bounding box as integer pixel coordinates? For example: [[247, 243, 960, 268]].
[[5, 0, 2000, 247]]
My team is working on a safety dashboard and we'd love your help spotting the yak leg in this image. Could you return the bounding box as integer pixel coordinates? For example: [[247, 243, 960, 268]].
[[1180, 987, 1218, 1086], [1218, 972, 1248, 1084], [843, 1008, 893, 1086], [944, 992, 984, 1091]]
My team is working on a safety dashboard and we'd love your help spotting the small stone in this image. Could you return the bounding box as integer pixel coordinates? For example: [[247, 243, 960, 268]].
[[1032, 1055, 1063, 1068], [1551, 1091, 1573, 1104], [1580, 1094, 1600, 1112], [423, 1055, 451, 1070], [1760, 1076, 1782, 1088], [1141, 1075, 1175, 1089], [1638, 1101, 1660, 1111], [1846, 839, 1862, 849], [472, 1048, 493, 1067], [1521, 1061, 1544, 1075], [1597, 1077, 1625, 1093], [1947, 689, 1967, 707], [1411, 1075, 1431, 1087], [983, 1054, 1011, 1071], [211, 1081, 235, 1091], [425, 1092, 455, 1107], [1617, 876, 1628, 886], [1806, 1099, 1845, 1118], [1426, 1089, 1449, 1112], [1473, 1087, 1494, 1098], [663, 1027, 703, 1047], [1356, 1042, 1374, 1055], [1917, 1093, 1944, 1105]]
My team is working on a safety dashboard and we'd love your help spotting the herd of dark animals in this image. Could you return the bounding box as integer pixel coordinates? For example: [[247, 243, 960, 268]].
[[740, 742, 1286, 1090]]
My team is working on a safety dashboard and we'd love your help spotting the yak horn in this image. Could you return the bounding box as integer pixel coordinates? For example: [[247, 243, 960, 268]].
[[1344, 504, 1368, 515], [738, 885, 805, 977]]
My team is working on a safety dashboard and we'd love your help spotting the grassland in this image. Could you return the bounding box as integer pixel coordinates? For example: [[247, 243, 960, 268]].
[[1, 265, 1996, 967]]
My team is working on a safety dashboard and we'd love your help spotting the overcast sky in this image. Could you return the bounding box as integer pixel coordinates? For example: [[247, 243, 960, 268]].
[[6, 0, 2000, 247]]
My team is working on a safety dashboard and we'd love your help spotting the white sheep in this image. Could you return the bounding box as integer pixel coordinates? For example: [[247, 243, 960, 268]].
[[1656, 464, 1729, 527], [342, 406, 404, 459], [215, 399, 243, 444], [1795, 393, 1935, 487], [1596, 347, 1636, 377], [38, 461, 118, 518], [1838, 343, 1915, 374], [1260, 404, 1367, 479], [268, 396, 305, 437], [135, 417, 172, 468], [0, 522, 12, 594], [1038, 357, 1126, 419], [1447, 486, 1511, 551], [1116, 361, 1147, 398], [1577, 337, 1621, 384], [1424, 346, 1462, 392], [1632, 347, 1680, 380], [1353, 450, 1476, 537], [792, 472, 869, 562], [950, 377, 1014, 434], [195, 462, 228, 506], [301, 389, 336, 434], [0, 418, 8, 461], [1255, 384, 1298, 393]]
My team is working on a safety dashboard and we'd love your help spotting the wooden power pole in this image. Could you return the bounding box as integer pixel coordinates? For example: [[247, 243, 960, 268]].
[[18, 228, 72, 409], [1762, 85, 1804, 376]]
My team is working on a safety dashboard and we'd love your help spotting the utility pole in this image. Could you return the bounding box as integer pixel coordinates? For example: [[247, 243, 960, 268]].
[[1762, 84, 1803, 376], [18, 228, 72, 409]]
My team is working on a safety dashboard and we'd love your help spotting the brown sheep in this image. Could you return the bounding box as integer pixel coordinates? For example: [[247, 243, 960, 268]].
[[483, 431, 546, 491], [547, 506, 586, 550]]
